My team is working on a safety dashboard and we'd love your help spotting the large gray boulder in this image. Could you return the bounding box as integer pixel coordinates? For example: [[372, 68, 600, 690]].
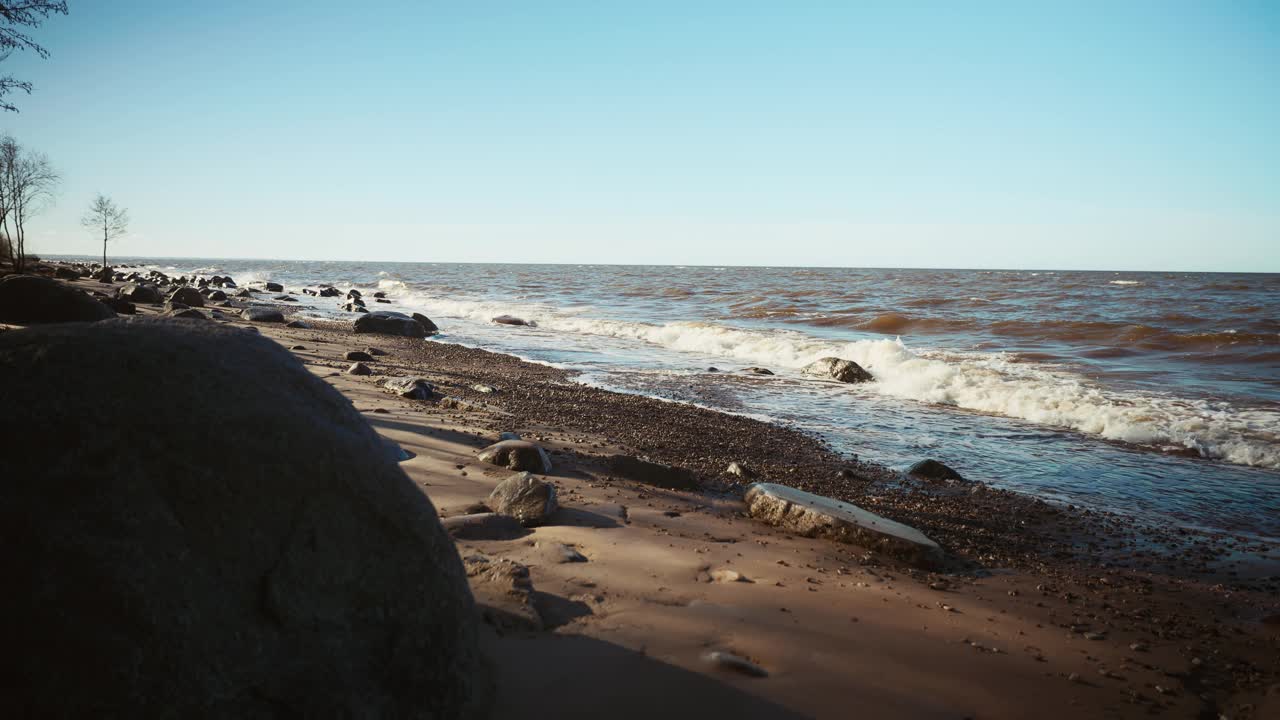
[[477, 439, 553, 473], [354, 311, 429, 338], [0, 275, 115, 324], [0, 319, 489, 718], [487, 472, 558, 526], [802, 357, 873, 384]]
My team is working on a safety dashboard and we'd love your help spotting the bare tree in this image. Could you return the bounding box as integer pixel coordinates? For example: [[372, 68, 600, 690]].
[[0, 2, 69, 112], [0, 134, 59, 272], [81, 193, 128, 267]]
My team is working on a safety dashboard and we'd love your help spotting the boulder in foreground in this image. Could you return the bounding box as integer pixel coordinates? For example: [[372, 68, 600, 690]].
[[0, 318, 488, 718], [354, 310, 429, 337], [0, 275, 115, 324], [802, 356, 873, 384], [477, 439, 553, 474], [488, 472, 558, 526], [744, 482, 944, 568]]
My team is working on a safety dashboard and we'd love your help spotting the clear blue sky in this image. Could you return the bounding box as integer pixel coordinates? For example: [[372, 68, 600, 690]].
[[5, 1, 1278, 270]]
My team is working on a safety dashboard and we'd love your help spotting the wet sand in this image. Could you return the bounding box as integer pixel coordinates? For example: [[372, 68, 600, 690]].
[[24, 269, 1280, 718]]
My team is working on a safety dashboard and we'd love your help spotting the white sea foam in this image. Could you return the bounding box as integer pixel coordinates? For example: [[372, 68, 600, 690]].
[[386, 290, 1280, 470], [1109, 280, 1143, 285]]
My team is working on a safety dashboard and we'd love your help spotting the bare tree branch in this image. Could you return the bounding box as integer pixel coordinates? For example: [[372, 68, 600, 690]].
[[0, 1, 68, 112]]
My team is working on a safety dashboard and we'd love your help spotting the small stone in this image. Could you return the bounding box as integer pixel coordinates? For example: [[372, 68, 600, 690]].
[[347, 362, 371, 376], [345, 350, 373, 361], [710, 569, 749, 584]]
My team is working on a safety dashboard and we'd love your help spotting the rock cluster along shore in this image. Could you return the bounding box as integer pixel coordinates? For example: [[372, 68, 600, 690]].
[[0, 262, 444, 341]]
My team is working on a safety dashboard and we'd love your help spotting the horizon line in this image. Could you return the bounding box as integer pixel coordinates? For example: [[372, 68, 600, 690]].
[[36, 252, 1279, 276]]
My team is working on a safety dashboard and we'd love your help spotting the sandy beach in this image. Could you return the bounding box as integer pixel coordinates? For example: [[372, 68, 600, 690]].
[[7, 264, 1275, 719]]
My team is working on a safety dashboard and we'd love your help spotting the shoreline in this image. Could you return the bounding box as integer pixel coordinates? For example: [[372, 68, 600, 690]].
[[12, 261, 1280, 718]]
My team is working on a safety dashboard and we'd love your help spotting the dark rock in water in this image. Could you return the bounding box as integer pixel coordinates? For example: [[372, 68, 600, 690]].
[[607, 455, 699, 490], [442, 513, 526, 541], [492, 315, 535, 327], [354, 311, 429, 338], [318, 286, 341, 298], [478, 440, 554, 474], [347, 361, 372, 376], [342, 301, 368, 313], [234, 288, 253, 298], [0, 275, 115, 324], [373, 291, 387, 298], [707, 367, 720, 372], [285, 320, 310, 329], [345, 350, 373, 362], [168, 286, 205, 307], [54, 265, 80, 280], [412, 313, 439, 335], [907, 459, 965, 482], [120, 282, 163, 304], [802, 357, 873, 384], [206, 289, 227, 302], [95, 266, 114, 283], [240, 307, 284, 323], [487, 472, 558, 526], [263, 281, 283, 292], [165, 308, 207, 321], [347, 289, 362, 299], [274, 295, 296, 302], [102, 296, 136, 315], [302, 288, 319, 296], [375, 297, 391, 303], [0, 319, 489, 719], [384, 376, 433, 400], [741, 367, 774, 376]]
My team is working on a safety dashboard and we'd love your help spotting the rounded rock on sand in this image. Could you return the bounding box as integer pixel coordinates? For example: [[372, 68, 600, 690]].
[[487, 472, 558, 527]]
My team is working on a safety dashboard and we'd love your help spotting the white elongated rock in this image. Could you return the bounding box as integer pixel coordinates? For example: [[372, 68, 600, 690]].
[[743, 482, 944, 568]]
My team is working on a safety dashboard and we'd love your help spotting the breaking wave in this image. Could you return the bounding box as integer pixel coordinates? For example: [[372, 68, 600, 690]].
[[385, 291, 1280, 470]]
